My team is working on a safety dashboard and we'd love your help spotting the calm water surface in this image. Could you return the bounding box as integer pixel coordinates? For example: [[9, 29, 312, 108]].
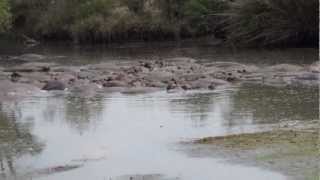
[[0, 41, 318, 65], [0, 84, 318, 180]]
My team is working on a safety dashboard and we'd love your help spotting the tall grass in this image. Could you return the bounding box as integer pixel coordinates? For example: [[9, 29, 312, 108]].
[[225, 0, 319, 46]]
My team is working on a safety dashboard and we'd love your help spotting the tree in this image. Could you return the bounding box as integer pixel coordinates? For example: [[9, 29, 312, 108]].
[[0, 0, 11, 32]]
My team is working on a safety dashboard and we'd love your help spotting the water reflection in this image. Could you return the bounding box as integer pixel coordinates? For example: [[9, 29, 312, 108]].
[[40, 93, 105, 134], [230, 84, 319, 124], [168, 85, 318, 130], [0, 103, 44, 178], [168, 90, 234, 128], [63, 94, 105, 134]]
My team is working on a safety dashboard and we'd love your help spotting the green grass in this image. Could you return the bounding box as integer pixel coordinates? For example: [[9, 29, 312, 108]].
[[195, 127, 320, 180]]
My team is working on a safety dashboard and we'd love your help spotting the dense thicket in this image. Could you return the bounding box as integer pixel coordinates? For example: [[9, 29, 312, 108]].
[[1, 0, 319, 46]]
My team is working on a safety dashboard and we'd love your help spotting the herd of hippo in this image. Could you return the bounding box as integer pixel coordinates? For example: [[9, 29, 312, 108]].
[[0, 53, 319, 99]]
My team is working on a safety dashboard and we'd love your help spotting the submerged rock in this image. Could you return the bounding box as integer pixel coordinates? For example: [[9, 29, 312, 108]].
[[103, 80, 128, 87], [10, 53, 46, 62], [10, 72, 22, 82], [42, 81, 66, 91], [266, 64, 304, 72], [5, 62, 55, 73], [166, 83, 178, 91], [309, 62, 320, 73], [208, 84, 215, 90]]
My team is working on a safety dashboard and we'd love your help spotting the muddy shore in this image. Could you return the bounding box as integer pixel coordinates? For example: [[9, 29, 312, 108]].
[[0, 54, 319, 101]]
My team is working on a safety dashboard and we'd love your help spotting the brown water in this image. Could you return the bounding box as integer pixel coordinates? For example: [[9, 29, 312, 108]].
[[0, 42, 318, 180]]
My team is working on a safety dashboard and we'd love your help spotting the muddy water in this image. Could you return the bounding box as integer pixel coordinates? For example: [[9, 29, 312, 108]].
[[0, 83, 318, 180]]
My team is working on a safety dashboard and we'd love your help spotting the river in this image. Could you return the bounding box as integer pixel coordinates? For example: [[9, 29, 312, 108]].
[[0, 42, 318, 180]]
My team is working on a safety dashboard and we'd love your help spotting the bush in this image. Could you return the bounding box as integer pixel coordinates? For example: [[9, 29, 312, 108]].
[[225, 0, 319, 46]]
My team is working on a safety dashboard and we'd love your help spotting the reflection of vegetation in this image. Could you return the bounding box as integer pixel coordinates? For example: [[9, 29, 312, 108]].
[[169, 84, 318, 128], [64, 94, 105, 134], [231, 84, 319, 124], [169, 93, 227, 127], [0, 104, 43, 177]]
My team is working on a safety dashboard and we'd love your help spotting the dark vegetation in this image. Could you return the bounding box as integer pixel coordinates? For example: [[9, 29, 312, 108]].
[[225, 0, 319, 46], [0, 0, 318, 46]]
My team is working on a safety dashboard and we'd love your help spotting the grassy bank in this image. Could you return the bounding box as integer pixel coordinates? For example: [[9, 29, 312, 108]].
[[195, 122, 320, 180], [0, 0, 319, 46]]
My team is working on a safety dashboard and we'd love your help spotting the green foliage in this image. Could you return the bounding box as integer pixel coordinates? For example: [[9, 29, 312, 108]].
[[0, 0, 11, 32], [225, 0, 319, 46]]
